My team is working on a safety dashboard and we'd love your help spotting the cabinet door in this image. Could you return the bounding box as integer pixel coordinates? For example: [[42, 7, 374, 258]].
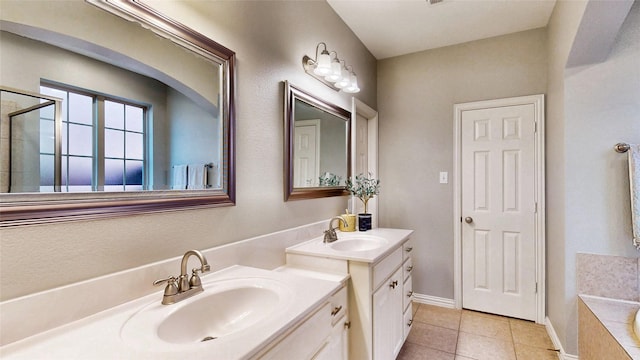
[[259, 303, 331, 360], [314, 318, 348, 360], [373, 267, 404, 360]]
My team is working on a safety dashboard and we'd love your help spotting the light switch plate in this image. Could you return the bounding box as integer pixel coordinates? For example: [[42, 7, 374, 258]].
[[439, 172, 448, 184]]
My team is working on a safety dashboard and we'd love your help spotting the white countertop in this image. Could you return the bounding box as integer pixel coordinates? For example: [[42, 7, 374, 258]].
[[286, 228, 414, 264], [0, 265, 343, 360]]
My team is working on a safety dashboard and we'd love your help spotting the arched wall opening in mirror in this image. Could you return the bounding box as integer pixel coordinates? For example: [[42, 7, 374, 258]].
[[284, 81, 351, 201], [0, 0, 236, 226]]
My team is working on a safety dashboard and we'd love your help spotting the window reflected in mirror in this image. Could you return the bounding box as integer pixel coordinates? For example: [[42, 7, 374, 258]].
[[38, 85, 147, 192]]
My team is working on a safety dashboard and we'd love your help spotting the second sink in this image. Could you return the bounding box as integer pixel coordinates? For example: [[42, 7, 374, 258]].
[[330, 235, 388, 252]]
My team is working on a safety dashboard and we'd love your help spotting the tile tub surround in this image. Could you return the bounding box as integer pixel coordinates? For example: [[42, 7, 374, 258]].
[[578, 295, 640, 359], [576, 253, 640, 301], [0, 220, 328, 346]]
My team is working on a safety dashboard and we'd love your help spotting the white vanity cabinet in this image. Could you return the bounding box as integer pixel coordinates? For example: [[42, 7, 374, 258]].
[[349, 237, 414, 359], [255, 285, 348, 360], [285, 228, 414, 360]]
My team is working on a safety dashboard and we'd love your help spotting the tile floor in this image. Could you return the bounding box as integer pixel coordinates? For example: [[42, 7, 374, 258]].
[[398, 303, 560, 360]]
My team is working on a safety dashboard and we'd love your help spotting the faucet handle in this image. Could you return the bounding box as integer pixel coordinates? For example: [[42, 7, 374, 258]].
[[153, 276, 176, 286], [153, 276, 179, 296], [189, 268, 203, 288]]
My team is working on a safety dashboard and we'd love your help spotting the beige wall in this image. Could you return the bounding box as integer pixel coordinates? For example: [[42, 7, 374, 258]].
[[544, 0, 587, 354], [548, 0, 640, 355], [377, 28, 548, 299], [0, 0, 376, 300]]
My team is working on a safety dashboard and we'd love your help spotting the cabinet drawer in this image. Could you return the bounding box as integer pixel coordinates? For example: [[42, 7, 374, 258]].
[[402, 238, 414, 261], [328, 286, 347, 325], [403, 275, 413, 311], [402, 257, 413, 282], [403, 303, 413, 341], [258, 303, 332, 359], [373, 247, 402, 290]]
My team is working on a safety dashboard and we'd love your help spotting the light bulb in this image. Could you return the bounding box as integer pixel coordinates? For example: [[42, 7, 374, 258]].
[[325, 59, 343, 82], [313, 50, 332, 76], [343, 74, 360, 93], [334, 67, 351, 88]]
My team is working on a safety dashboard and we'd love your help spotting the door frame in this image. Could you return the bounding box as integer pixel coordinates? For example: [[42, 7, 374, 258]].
[[351, 98, 379, 228], [453, 94, 546, 324]]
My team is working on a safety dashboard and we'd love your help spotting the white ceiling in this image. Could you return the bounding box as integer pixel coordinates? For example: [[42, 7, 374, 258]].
[[327, 0, 557, 59]]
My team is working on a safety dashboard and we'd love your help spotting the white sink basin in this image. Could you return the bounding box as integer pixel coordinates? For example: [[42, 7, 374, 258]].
[[330, 235, 388, 252], [157, 286, 280, 344], [120, 277, 293, 349]]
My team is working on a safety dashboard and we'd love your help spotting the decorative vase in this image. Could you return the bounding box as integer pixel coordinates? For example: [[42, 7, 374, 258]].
[[358, 213, 372, 231]]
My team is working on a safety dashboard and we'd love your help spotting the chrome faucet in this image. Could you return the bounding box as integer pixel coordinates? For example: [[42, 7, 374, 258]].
[[153, 249, 211, 305], [324, 216, 348, 243]]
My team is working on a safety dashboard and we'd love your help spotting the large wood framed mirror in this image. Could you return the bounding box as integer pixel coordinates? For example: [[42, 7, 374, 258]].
[[284, 81, 351, 201], [0, 0, 235, 226]]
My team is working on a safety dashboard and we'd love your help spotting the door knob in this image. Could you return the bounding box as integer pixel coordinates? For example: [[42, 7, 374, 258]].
[[465, 217, 473, 224]]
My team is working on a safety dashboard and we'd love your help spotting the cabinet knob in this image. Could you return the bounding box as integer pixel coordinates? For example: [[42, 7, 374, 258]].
[[405, 247, 413, 253], [406, 265, 413, 272], [331, 305, 343, 316], [407, 319, 413, 326], [389, 280, 398, 289], [344, 321, 351, 329], [407, 290, 413, 297]]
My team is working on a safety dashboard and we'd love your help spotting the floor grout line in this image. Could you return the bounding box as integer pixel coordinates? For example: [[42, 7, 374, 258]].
[[400, 303, 558, 360]]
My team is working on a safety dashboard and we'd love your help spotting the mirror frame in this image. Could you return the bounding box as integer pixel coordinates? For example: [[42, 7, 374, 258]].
[[0, 0, 236, 227], [284, 81, 351, 201]]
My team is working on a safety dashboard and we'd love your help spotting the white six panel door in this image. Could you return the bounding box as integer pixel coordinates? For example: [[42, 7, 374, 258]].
[[461, 104, 537, 321], [294, 119, 320, 187]]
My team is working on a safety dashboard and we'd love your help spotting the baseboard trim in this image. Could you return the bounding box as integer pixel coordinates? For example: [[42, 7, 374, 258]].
[[545, 316, 578, 360], [412, 293, 455, 309]]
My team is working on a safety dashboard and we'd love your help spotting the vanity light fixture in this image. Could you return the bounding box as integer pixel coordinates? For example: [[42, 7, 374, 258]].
[[303, 42, 360, 93]]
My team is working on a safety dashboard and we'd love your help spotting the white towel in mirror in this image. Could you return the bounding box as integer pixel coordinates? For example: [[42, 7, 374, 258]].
[[629, 144, 640, 249], [172, 165, 187, 190], [187, 164, 207, 190]]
